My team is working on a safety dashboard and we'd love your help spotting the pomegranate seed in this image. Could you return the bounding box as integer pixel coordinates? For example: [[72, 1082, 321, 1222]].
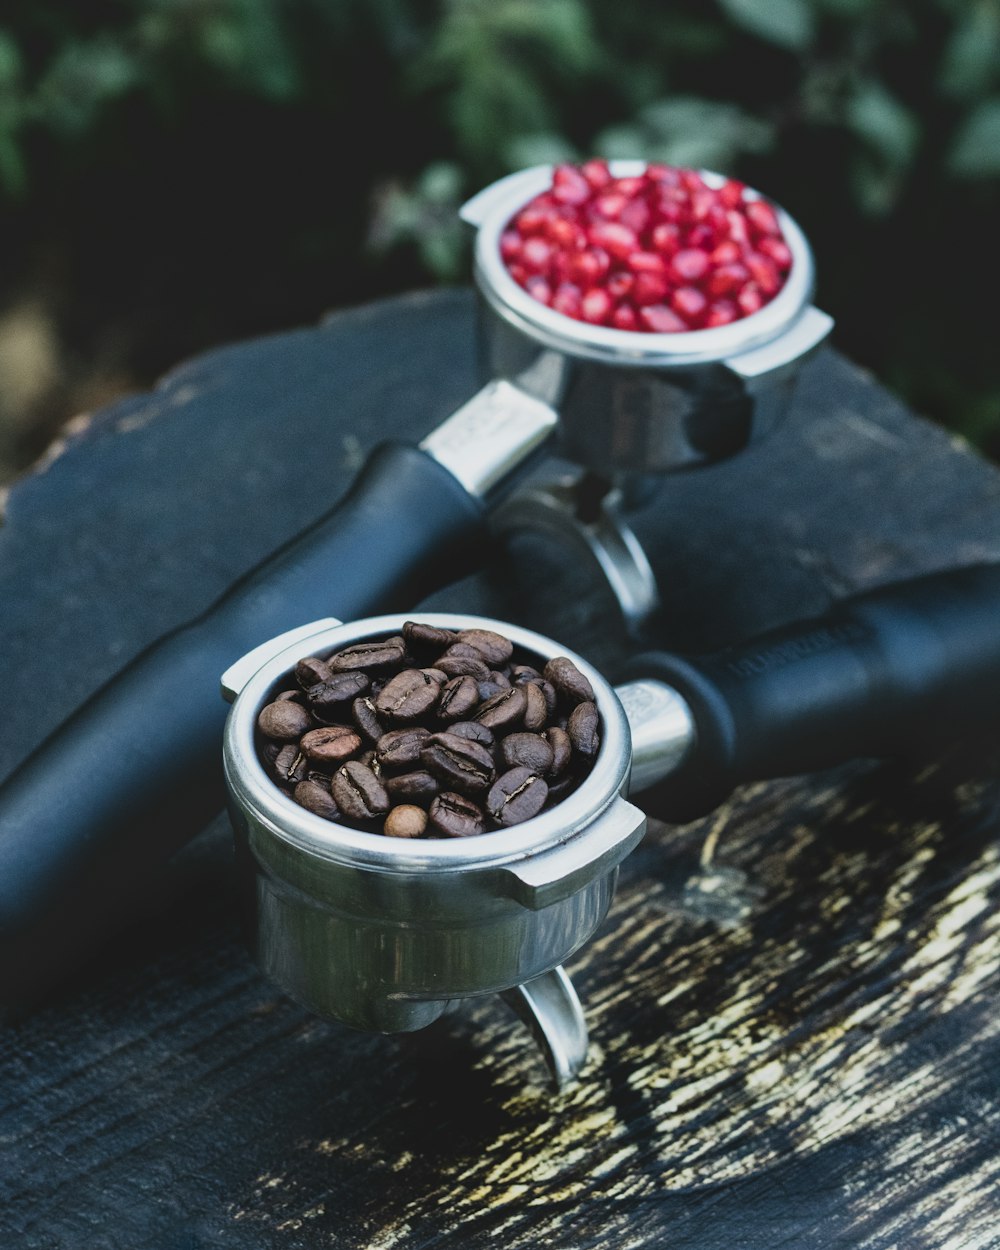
[[525, 275, 553, 305], [633, 271, 670, 306], [581, 287, 613, 324], [581, 159, 612, 190], [502, 161, 792, 332], [737, 283, 764, 316], [746, 252, 781, 296], [588, 221, 640, 260], [745, 199, 781, 237], [758, 236, 793, 270], [705, 299, 739, 327], [670, 248, 711, 283], [671, 286, 708, 324], [500, 231, 522, 263], [638, 304, 688, 333], [705, 262, 749, 298], [611, 303, 639, 331]]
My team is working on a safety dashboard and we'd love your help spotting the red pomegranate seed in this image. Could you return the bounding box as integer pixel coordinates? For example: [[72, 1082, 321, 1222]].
[[737, 283, 764, 316], [581, 287, 613, 324], [581, 159, 612, 190], [552, 163, 591, 205], [671, 286, 708, 324], [705, 299, 739, 327], [638, 304, 687, 333], [502, 161, 793, 332], [611, 303, 639, 331], [745, 199, 781, 237], [705, 262, 749, 298], [588, 221, 640, 260], [670, 248, 711, 283]]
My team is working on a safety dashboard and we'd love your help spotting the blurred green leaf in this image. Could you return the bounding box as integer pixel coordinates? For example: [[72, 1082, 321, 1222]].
[[845, 80, 919, 170], [949, 97, 1000, 175], [939, 0, 1000, 99], [597, 96, 774, 171], [505, 130, 579, 170], [717, 0, 815, 50], [34, 38, 140, 135], [0, 32, 23, 89]]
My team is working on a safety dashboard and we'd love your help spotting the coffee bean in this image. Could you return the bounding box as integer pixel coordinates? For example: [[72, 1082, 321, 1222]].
[[447, 721, 494, 747], [487, 767, 549, 826], [543, 657, 595, 706], [538, 680, 558, 716], [421, 732, 495, 795], [477, 680, 506, 702], [274, 744, 309, 785], [332, 761, 390, 820], [328, 636, 405, 673], [300, 724, 362, 765], [475, 685, 526, 731], [438, 675, 480, 721], [436, 652, 491, 681], [511, 665, 542, 684], [352, 695, 384, 742], [488, 670, 512, 689], [422, 667, 448, 685], [403, 621, 456, 650], [568, 700, 600, 760], [385, 770, 439, 806], [375, 668, 440, 721], [376, 727, 431, 770], [522, 682, 548, 732], [295, 656, 334, 689], [543, 726, 572, 775], [428, 791, 486, 838], [258, 700, 313, 741], [501, 732, 555, 774], [274, 688, 305, 703], [456, 628, 514, 667], [384, 805, 428, 839], [293, 779, 341, 820], [307, 671, 370, 721]]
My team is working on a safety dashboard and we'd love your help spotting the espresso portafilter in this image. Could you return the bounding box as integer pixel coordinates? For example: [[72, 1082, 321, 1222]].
[[221, 563, 1000, 1089], [448, 161, 834, 627]]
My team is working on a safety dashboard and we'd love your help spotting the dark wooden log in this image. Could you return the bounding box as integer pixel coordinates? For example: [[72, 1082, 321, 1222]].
[[1, 289, 998, 1248]]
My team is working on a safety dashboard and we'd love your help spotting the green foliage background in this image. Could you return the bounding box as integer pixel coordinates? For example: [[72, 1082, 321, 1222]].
[[0, 0, 997, 469]]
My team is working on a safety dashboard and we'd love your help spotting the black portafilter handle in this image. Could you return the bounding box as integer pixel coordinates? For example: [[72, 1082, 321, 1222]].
[[626, 562, 1000, 821], [0, 442, 486, 1002]]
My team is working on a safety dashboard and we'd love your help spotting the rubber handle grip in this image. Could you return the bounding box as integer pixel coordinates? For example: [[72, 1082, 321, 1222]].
[[627, 563, 1000, 820], [0, 442, 485, 1000]]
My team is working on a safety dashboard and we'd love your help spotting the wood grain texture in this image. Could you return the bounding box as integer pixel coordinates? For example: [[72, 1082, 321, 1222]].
[[1, 290, 999, 1249]]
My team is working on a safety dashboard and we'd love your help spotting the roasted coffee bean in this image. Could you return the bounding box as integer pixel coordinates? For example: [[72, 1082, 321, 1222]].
[[435, 652, 491, 681], [295, 656, 334, 689], [547, 770, 580, 800], [384, 804, 428, 839], [300, 724, 362, 764], [543, 726, 572, 775], [428, 791, 486, 838], [537, 680, 558, 716], [332, 761, 390, 820], [352, 695, 384, 742], [375, 668, 440, 721], [293, 779, 341, 820], [501, 732, 555, 774], [258, 700, 313, 741], [307, 671, 370, 721], [487, 767, 549, 826], [274, 744, 309, 785], [306, 768, 333, 786], [522, 682, 548, 732], [474, 685, 526, 731], [447, 720, 494, 747], [421, 733, 495, 795], [385, 769, 439, 806], [543, 657, 595, 706], [422, 667, 448, 685], [456, 628, 514, 666], [438, 675, 479, 721], [274, 688, 305, 703], [568, 700, 601, 760], [376, 727, 431, 770], [477, 679, 506, 702], [358, 748, 380, 774], [261, 741, 282, 766], [328, 636, 405, 672], [511, 665, 542, 684], [403, 621, 456, 650]]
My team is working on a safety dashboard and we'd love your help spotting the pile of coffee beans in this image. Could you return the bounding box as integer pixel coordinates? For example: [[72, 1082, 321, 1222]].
[[254, 622, 602, 838]]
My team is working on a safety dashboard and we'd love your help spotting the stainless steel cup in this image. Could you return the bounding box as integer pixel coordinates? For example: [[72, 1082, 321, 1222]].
[[220, 614, 647, 1081]]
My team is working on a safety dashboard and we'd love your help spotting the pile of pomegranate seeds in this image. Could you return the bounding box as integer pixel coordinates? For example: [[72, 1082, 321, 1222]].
[[500, 161, 793, 333]]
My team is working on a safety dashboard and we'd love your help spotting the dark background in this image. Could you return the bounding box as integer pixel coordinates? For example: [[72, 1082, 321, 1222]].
[[0, 0, 997, 481]]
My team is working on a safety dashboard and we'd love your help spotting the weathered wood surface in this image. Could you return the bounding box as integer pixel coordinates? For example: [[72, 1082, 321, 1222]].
[[2, 290, 1000, 1249]]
